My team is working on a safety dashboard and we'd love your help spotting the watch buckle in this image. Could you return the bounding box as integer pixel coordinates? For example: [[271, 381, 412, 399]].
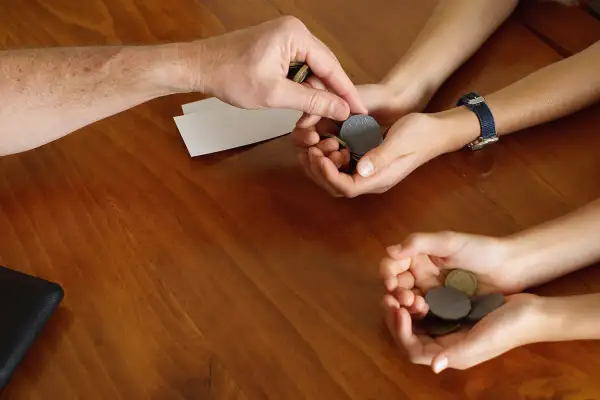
[[467, 136, 498, 151], [467, 96, 485, 106]]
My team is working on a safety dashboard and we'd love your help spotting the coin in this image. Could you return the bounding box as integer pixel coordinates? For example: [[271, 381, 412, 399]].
[[466, 293, 505, 322], [445, 269, 478, 297], [289, 61, 304, 67], [425, 286, 471, 321], [419, 315, 461, 336], [339, 115, 383, 156], [320, 133, 348, 149], [287, 64, 303, 80], [293, 64, 311, 83]]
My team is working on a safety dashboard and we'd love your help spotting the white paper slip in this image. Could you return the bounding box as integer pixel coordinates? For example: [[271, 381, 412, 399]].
[[174, 97, 302, 157]]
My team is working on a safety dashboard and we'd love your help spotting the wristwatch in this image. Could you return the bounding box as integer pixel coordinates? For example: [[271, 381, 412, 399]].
[[456, 92, 498, 151]]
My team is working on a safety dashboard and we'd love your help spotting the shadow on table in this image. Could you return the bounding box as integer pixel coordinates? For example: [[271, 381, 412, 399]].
[[1, 307, 74, 397]]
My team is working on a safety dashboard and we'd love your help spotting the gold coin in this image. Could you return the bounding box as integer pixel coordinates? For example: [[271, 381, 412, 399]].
[[444, 269, 478, 297], [289, 61, 304, 67], [293, 64, 310, 83], [320, 133, 348, 149]]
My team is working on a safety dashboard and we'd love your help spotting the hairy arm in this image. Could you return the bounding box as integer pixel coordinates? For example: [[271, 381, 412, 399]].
[[0, 45, 182, 155], [0, 17, 366, 156]]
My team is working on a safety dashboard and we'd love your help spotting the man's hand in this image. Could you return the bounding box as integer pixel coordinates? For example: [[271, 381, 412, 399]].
[[183, 16, 367, 121]]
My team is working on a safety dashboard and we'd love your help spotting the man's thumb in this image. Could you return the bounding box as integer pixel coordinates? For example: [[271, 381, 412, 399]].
[[276, 80, 350, 121], [356, 142, 394, 178]]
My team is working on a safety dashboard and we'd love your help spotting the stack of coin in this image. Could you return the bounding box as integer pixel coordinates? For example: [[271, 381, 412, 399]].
[[287, 66, 384, 170], [288, 62, 312, 83], [320, 133, 349, 149], [418, 270, 505, 336], [338, 115, 383, 164]]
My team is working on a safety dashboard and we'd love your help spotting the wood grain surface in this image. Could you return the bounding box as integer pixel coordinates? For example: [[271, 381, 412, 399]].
[[1, 1, 600, 399]]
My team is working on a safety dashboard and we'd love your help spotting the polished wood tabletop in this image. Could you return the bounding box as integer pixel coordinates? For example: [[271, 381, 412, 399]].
[[1, 1, 600, 399]]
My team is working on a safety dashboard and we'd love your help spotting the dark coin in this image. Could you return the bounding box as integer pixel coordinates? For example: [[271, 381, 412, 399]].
[[419, 315, 460, 337], [466, 293, 505, 322], [425, 286, 471, 321], [339, 115, 383, 156], [287, 64, 303, 80]]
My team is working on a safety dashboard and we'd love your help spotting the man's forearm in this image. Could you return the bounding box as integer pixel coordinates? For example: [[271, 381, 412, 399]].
[[437, 40, 600, 151], [381, 0, 518, 98], [0, 44, 187, 155], [503, 198, 600, 289]]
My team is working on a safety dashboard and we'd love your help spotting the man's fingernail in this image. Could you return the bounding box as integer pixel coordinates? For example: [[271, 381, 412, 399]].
[[357, 158, 374, 177], [433, 356, 448, 374], [330, 102, 346, 120]]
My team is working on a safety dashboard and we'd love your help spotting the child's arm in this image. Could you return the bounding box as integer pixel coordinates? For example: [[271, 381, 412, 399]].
[[381, 0, 519, 101], [502, 197, 600, 290], [438, 40, 600, 153], [537, 293, 600, 342]]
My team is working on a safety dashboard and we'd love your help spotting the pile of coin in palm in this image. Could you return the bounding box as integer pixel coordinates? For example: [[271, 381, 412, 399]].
[[418, 270, 505, 336], [288, 62, 384, 170]]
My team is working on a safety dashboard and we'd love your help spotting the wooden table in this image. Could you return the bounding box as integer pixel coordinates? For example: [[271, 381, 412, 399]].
[[1, 1, 600, 399]]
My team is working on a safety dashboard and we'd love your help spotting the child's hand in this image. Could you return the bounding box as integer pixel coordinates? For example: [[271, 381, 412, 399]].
[[382, 292, 542, 373], [380, 231, 545, 373], [379, 231, 525, 318]]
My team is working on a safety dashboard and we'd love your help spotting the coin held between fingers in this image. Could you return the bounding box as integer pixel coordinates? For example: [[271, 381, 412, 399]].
[[287, 62, 312, 83]]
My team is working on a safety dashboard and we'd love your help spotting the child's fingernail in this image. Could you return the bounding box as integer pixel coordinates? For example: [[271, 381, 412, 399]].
[[385, 278, 396, 291], [433, 356, 448, 374], [387, 245, 402, 256], [357, 158, 374, 177]]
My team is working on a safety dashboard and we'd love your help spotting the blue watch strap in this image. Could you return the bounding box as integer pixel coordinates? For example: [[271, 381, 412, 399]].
[[456, 92, 498, 150]]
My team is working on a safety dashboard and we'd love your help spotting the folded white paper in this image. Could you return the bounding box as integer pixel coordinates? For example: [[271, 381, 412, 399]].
[[174, 97, 302, 157]]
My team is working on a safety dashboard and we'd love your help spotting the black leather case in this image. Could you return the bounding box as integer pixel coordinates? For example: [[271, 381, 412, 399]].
[[0, 266, 64, 389]]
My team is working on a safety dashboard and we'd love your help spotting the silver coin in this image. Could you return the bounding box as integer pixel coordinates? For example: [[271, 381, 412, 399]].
[[339, 115, 382, 156], [466, 293, 505, 322], [425, 286, 471, 321]]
